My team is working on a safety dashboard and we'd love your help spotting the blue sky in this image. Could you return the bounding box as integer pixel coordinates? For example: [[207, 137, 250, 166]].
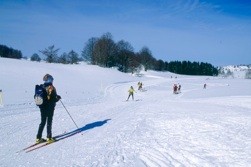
[[0, 0, 251, 66]]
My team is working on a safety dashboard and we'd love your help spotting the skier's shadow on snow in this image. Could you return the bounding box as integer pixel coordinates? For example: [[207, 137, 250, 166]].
[[54, 119, 111, 141]]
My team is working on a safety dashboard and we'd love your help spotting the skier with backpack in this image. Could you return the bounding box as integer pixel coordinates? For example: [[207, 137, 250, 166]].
[[34, 74, 61, 144]]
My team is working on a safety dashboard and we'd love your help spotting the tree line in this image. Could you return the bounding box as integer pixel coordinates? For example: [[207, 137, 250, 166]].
[[0, 44, 22, 59], [1, 32, 218, 76], [31, 45, 80, 64], [81, 32, 218, 76]]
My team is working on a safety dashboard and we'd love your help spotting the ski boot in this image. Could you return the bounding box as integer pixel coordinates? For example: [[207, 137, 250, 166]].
[[36, 138, 46, 144], [47, 138, 55, 144]]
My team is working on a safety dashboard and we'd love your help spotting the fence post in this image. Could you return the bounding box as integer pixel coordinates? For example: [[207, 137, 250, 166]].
[[0, 90, 3, 107]]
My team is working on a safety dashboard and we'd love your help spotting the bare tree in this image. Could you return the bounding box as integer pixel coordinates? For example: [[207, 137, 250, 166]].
[[40, 45, 59, 63], [138, 46, 156, 71], [82, 37, 97, 64], [128, 53, 140, 73], [116, 40, 134, 72], [93, 32, 117, 67]]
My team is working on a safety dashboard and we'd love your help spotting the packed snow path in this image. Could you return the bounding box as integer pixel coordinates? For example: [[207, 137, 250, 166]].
[[1, 59, 251, 166]]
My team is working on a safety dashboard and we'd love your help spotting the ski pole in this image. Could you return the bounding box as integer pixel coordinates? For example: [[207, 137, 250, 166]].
[[60, 100, 79, 129]]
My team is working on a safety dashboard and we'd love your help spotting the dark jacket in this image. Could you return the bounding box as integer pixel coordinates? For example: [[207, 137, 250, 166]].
[[39, 82, 60, 110]]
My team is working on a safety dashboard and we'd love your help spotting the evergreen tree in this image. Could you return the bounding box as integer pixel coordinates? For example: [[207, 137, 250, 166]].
[[0, 44, 22, 59], [154, 59, 165, 71], [30, 53, 41, 62], [68, 50, 79, 64], [58, 52, 70, 64]]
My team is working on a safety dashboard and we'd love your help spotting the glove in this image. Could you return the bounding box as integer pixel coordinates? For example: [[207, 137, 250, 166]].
[[57, 95, 61, 100]]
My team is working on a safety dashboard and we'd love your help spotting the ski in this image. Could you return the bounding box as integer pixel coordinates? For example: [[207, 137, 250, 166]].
[[22, 129, 81, 153], [123, 99, 142, 102], [25, 140, 57, 153], [16, 141, 46, 153]]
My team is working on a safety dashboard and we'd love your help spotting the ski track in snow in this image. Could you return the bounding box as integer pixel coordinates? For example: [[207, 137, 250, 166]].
[[1, 65, 251, 166]]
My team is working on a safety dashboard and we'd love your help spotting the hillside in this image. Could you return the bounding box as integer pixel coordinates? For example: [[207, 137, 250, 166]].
[[0, 58, 251, 167], [220, 65, 251, 79]]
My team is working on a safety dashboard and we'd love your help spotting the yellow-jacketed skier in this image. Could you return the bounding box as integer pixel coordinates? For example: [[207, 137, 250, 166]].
[[127, 86, 136, 101]]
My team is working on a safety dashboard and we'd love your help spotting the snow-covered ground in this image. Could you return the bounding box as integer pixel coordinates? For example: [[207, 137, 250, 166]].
[[221, 65, 251, 79], [0, 58, 251, 167]]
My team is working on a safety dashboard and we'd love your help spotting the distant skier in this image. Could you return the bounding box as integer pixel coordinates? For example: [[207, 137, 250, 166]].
[[204, 83, 207, 89], [137, 82, 141, 90], [138, 82, 143, 91], [178, 84, 181, 93], [0, 89, 3, 106], [36, 74, 61, 144], [127, 86, 136, 101], [173, 84, 178, 94]]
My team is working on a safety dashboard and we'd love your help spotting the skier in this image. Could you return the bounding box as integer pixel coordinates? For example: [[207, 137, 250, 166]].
[[137, 82, 141, 90], [173, 84, 178, 94], [127, 86, 136, 101], [0, 89, 3, 107], [178, 84, 181, 93], [36, 74, 61, 144], [138, 82, 143, 91], [204, 83, 207, 89]]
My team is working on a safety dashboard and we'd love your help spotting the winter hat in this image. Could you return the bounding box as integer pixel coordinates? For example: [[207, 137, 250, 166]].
[[43, 74, 54, 83]]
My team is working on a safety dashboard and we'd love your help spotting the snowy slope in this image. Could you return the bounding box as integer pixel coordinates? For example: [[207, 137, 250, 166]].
[[0, 57, 251, 167], [221, 65, 251, 78]]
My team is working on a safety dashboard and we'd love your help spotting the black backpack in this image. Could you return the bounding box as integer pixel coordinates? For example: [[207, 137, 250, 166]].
[[34, 84, 47, 106]]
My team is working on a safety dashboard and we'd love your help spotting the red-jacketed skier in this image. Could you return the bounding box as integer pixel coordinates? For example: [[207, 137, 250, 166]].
[[173, 84, 178, 94]]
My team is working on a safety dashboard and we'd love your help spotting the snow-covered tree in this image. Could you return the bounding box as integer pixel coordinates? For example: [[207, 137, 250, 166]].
[[226, 69, 234, 78], [245, 69, 251, 79]]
